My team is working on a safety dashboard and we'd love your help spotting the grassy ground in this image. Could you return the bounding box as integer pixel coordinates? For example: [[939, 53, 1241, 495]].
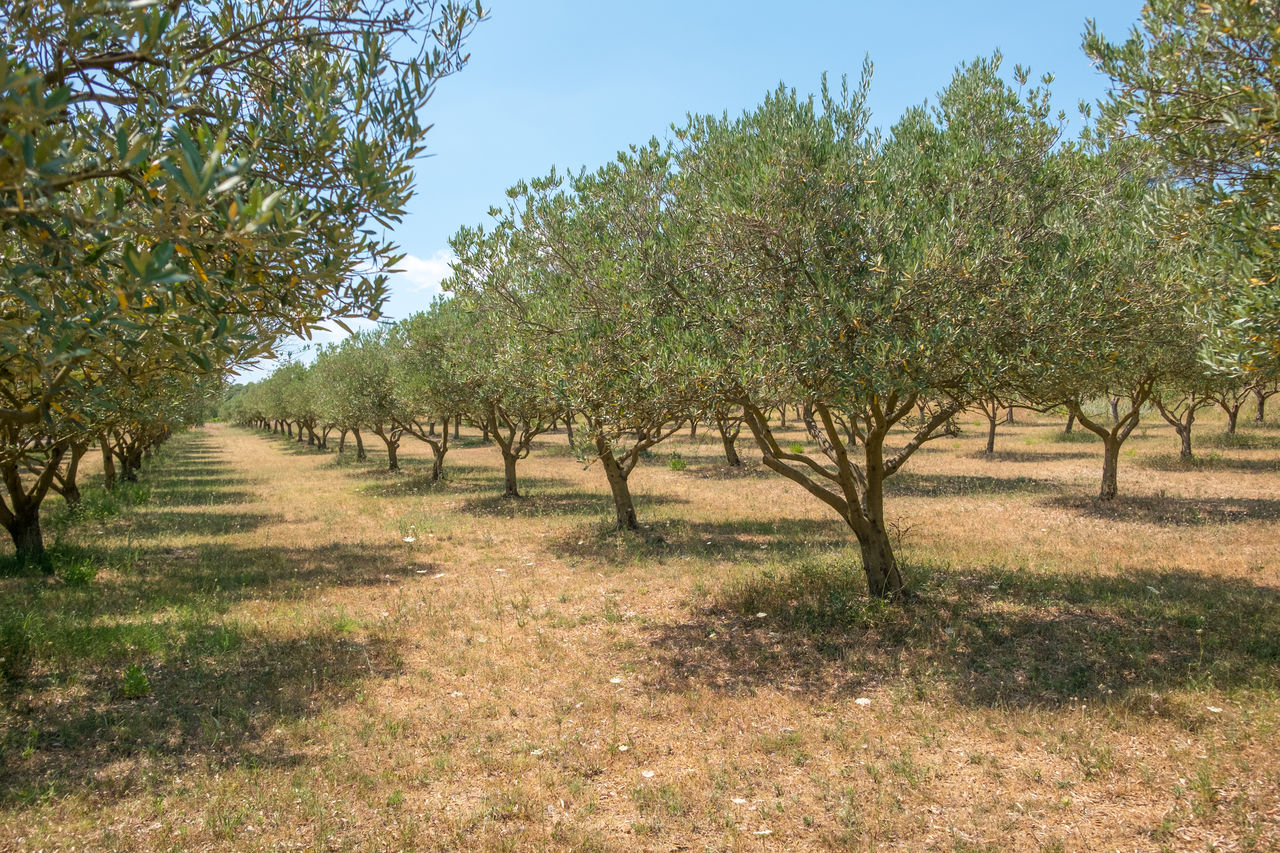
[[2, 409, 1278, 851]]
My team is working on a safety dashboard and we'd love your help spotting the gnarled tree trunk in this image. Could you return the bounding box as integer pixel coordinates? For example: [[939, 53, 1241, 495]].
[[596, 433, 639, 531]]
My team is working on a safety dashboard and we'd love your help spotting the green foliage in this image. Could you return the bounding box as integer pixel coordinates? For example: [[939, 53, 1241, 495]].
[[0, 0, 482, 560], [667, 453, 687, 471], [121, 664, 152, 699], [56, 558, 98, 588], [1086, 0, 1280, 372]]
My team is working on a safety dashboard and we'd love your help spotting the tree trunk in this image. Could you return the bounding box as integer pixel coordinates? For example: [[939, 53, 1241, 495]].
[[353, 429, 367, 462], [984, 407, 998, 456], [1003, 406, 1014, 424], [596, 434, 639, 531], [857, 523, 903, 599], [719, 423, 741, 466], [431, 451, 445, 482], [1178, 426, 1193, 461], [337, 429, 348, 454], [1064, 411, 1075, 434], [1100, 436, 1121, 501], [100, 436, 117, 491], [1257, 389, 1267, 423], [689, 419, 697, 439], [59, 443, 87, 507], [1109, 396, 1120, 424], [1225, 406, 1240, 434], [453, 418, 460, 440], [565, 412, 574, 444], [4, 508, 46, 569], [501, 450, 520, 498], [374, 428, 399, 471]]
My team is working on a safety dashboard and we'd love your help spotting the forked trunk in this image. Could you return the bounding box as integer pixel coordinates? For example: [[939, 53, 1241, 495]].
[[719, 425, 741, 466], [1225, 406, 1240, 434], [374, 428, 399, 471], [1178, 426, 1193, 461], [59, 443, 88, 506], [596, 434, 639, 531]]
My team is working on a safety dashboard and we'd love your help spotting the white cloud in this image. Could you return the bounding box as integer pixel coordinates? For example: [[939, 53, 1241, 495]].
[[394, 249, 455, 296]]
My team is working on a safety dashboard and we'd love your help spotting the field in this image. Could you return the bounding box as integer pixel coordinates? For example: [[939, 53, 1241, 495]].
[[2, 410, 1279, 851]]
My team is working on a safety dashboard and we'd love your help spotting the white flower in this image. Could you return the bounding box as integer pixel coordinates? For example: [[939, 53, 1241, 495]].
[[855, 697, 871, 707], [617, 744, 629, 752], [641, 770, 654, 778]]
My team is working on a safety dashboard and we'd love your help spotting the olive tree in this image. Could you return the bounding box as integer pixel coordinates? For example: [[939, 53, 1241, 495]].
[[451, 146, 696, 529], [0, 0, 482, 562], [1086, 1, 1280, 374], [673, 58, 1083, 596]]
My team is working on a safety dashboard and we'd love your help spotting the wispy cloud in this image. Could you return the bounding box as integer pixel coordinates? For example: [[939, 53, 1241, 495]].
[[393, 249, 455, 296]]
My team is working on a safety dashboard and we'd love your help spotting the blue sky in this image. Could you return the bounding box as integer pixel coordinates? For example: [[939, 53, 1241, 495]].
[[244, 0, 1143, 376]]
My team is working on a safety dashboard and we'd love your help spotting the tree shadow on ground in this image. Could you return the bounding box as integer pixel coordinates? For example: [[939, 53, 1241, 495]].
[[644, 560, 1280, 714], [549, 516, 850, 568], [461, 488, 691, 520], [966, 449, 1094, 464], [1, 434, 417, 807], [0, 625, 400, 805], [886, 472, 1060, 498], [1043, 494, 1280, 525], [116, 508, 280, 538], [1196, 432, 1280, 450], [1137, 453, 1280, 474], [353, 464, 578, 500]]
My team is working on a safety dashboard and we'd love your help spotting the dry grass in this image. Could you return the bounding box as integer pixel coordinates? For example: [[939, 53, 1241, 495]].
[[2, 408, 1279, 851]]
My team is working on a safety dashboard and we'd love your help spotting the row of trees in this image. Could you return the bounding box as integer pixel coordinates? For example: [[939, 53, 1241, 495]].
[[0, 0, 483, 566], [233, 46, 1277, 599]]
